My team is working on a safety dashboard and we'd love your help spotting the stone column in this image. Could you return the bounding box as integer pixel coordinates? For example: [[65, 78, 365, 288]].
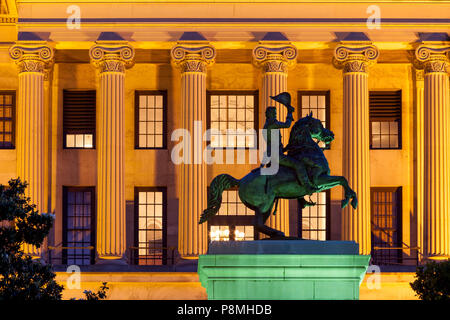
[[253, 43, 297, 236], [413, 69, 425, 261], [415, 44, 450, 260], [9, 44, 54, 257], [253, 41, 297, 235], [333, 43, 379, 255], [89, 43, 134, 262], [171, 43, 216, 258]]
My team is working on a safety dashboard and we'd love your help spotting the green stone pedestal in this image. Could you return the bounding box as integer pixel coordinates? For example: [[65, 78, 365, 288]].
[[198, 240, 370, 300]]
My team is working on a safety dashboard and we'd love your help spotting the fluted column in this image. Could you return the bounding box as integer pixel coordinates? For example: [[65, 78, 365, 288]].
[[171, 43, 216, 258], [90, 43, 134, 262], [334, 43, 379, 255], [414, 69, 425, 261], [415, 44, 450, 260], [253, 43, 297, 236], [9, 44, 54, 257]]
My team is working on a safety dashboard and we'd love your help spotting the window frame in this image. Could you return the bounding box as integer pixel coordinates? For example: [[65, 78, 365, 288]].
[[134, 90, 168, 150], [206, 90, 259, 150], [0, 90, 16, 149], [207, 187, 257, 241], [370, 186, 403, 265], [369, 90, 402, 150], [298, 90, 331, 150], [207, 218, 257, 242], [62, 186, 96, 265], [297, 190, 331, 240], [133, 186, 168, 265], [62, 89, 96, 150]]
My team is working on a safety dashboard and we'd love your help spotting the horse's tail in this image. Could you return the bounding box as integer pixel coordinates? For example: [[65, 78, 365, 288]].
[[199, 174, 240, 224]]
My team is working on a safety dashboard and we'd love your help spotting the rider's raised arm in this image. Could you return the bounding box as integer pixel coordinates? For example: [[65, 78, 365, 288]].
[[273, 112, 294, 129]]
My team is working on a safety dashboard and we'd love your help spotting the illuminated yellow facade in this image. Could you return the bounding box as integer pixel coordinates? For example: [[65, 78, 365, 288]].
[[0, 0, 449, 299]]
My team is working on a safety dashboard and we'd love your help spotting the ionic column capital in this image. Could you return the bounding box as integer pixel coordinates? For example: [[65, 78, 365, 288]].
[[89, 43, 135, 73], [415, 44, 450, 75], [171, 43, 216, 73], [9, 43, 54, 74], [333, 43, 379, 73], [252, 43, 297, 73]]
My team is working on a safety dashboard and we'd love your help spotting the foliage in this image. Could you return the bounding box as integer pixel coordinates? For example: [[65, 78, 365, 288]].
[[82, 282, 109, 300], [410, 259, 450, 301], [0, 178, 63, 300]]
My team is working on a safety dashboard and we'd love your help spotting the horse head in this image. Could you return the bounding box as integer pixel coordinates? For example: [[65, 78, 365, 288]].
[[287, 112, 334, 148]]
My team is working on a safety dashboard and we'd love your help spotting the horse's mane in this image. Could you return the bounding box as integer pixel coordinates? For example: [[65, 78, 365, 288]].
[[287, 114, 314, 148]]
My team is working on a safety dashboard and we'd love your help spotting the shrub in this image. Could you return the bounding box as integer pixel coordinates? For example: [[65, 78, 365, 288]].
[[410, 259, 450, 301], [0, 178, 63, 300]]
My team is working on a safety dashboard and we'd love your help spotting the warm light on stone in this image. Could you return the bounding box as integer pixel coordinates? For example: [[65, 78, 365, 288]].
[[90, 42, 135, 261], [9, 43, 54, 258], [171, 42, 216, 258], [415, 43, 450, 260], [333, 42, 379, 255]]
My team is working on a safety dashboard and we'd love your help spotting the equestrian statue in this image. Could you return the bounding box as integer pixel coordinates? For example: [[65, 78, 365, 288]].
[[199, 92, 358, 238]]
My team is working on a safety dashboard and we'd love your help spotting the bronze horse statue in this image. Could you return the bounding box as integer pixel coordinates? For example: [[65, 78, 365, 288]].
[[199, 102, 357, 238]]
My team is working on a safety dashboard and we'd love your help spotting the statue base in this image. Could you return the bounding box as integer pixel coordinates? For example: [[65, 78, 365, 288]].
[[198, 240, 370, 300]]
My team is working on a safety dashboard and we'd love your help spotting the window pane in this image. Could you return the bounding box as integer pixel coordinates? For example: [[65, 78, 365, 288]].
[[64, 189, 93, 265], [372, 121, 380, 134], [137, 94, 166, 149], [84, 134, 93, 148], [210, 93, 256, 148], [299, 192, 327, 240], [135, 189, 166, 265], [66, 134, 75, 148]]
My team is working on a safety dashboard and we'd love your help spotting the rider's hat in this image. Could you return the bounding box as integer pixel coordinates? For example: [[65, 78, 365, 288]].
[[270, 92, 293, 108]]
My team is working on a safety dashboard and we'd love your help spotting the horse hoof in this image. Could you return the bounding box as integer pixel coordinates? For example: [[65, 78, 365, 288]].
[[351, 197, 358, 209]]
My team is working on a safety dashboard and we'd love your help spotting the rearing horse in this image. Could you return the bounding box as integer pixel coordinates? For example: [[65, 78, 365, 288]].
[[199, 113, 357, 238]]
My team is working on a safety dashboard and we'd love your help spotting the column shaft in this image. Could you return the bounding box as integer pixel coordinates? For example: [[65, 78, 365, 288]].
[[179, 72, 208, 256], [97, 71, 126, 259], [17, 72, 45, 256], [341, 72, 371, 254], [9, 44, 54, 258], [90, 43, 134, 262], [423, 72, 450, 257], [334, 43, 378, 255], [171, 43, 215, 258]]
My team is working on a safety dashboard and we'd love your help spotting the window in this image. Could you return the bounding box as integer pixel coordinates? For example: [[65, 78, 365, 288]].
[[134, 187, 167, 265], [298, 191, 330, 240], [298, 91, 330, 149], [371, 187, 402, 265], [208, 189, 255, 241], [62, 187, 95, 265], [135, 91, 167, 149], [0, 91, 15, 149], [369, 90, 401, 149], [63, 90, 96, 149], [207, 91, 258, 148]]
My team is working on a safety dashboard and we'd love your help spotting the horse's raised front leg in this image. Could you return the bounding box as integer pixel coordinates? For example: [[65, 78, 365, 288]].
[[314, 174, 357, 209]]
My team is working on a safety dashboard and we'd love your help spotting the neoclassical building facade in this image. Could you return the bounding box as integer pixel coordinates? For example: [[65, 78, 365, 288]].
[[0, 0, 449, 283]]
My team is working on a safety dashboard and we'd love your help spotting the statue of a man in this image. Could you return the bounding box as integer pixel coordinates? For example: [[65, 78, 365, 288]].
[[262, 93, 316, 193]]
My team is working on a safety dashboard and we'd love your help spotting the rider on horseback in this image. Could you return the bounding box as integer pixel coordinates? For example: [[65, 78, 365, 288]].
[[262, 92, 318, 195]]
